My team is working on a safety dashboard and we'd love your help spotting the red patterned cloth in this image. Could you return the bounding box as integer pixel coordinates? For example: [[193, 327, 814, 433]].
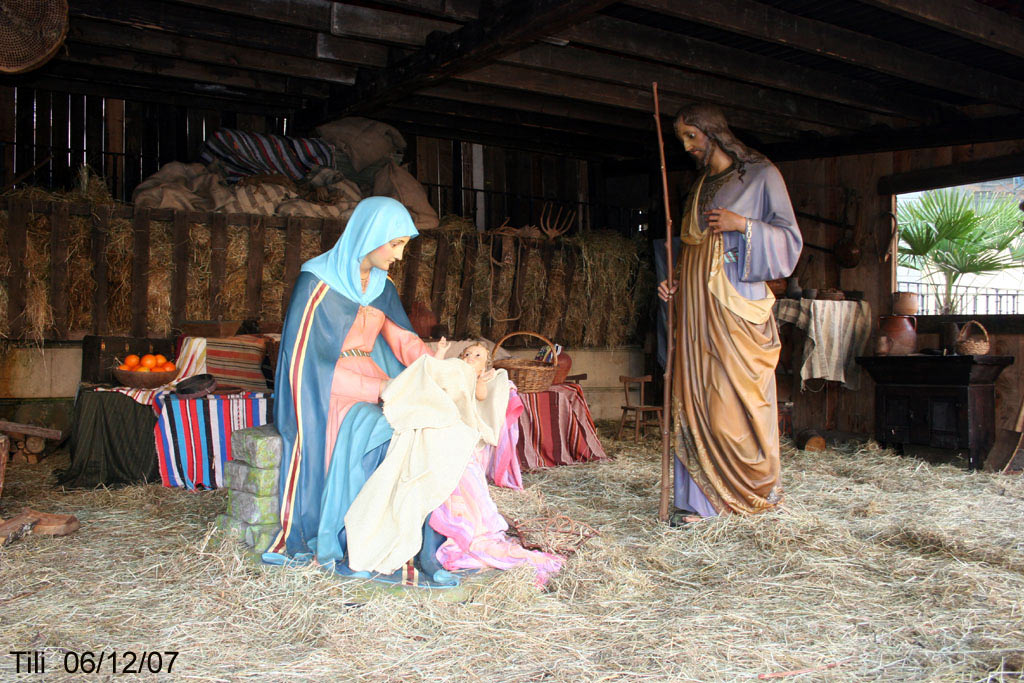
[[205, 335, 269, 392], [516, 383, 608, 470]]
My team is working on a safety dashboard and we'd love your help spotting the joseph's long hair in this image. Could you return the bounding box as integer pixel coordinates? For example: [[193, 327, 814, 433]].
[[675, 104, 767, 177]]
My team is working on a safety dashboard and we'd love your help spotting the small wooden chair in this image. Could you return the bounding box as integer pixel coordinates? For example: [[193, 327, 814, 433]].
[[616, 375, 663, 441]]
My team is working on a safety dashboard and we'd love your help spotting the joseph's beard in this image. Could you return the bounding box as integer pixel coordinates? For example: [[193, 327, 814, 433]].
[[691, 139, 713, 168]]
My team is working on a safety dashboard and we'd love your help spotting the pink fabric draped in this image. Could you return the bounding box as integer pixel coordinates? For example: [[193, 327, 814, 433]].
[[430, 430, 563, 587], [485, 391, 524, 490]]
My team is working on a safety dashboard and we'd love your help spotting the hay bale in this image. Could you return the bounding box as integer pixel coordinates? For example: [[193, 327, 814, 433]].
[[222, 223, 250, 322], [146, 220, 173, 337], [224, 460, 279, 497], [185, 221, 212, 322], [65, 215, 95, 335]]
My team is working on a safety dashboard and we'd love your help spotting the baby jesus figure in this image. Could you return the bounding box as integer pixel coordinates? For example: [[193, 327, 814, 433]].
[[345, 338, 562, 584], [433, 338, 495, 401]]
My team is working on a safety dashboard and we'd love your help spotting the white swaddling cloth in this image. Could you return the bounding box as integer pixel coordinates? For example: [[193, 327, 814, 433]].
[[344, 355, 510, 574]]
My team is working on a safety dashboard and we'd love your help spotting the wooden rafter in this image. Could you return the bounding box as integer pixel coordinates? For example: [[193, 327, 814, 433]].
[[559, 15, 952, 122], [856, 0, 1024, 60], [625, 0, 1024, 110], [323, 0, 619, 120]]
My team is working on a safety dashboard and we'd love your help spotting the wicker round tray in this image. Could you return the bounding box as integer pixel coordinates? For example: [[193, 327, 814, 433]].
[[492, 331, 558, 393], [113, 368, 178, 389]]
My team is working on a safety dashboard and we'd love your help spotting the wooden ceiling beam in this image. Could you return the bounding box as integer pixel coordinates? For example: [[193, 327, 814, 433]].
[[855, 0, 1024, 60], [69, 17, 357, 85], [625, 0, 1024, 109], [330, 4, 461, 46], [763, 113, 1024, 162], [399, 95, 652, 145], [69, 0, 382, 68], [421, 81, 657, 131], [455, 63, 841, 141], [559, 15, 952, 122], [330, 0, 618, 119], [57, 43, 329, 99], [499, 43, 902, 131]]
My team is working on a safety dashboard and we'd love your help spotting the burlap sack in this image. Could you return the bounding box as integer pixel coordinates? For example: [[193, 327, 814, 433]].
[[372, 161, 439, 230], [132, 183, 201, 211], [276, 198, 357, 219], [187, 170, 234, 211], [220, 183, 297, 215], [315, 117, 406, 172]]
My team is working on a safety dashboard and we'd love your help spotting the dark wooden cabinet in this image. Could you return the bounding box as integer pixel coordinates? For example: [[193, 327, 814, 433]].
[[856, 355, 1013, 469]]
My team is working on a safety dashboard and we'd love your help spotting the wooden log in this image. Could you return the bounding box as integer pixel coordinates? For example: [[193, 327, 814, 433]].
[[0, 421, 64, 441], [796, 429, 827, 452], [0, 511, 39, 547], [24, 436, 45, 455], [0, 434, 7, 500], [209, 212, 228, 320], [22, 509, 80, 536], [130, 207, 151, 337], [245, 215, 266, 321], [49, 202, 69, 339], [6, 199, 28, 338], [90, 205, 110, 334]]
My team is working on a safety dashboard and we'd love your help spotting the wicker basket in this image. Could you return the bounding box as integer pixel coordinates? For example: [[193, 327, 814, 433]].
[[816, 288, 845, 301], [955, 320, 990, 355], [492, 331, 558, 393], [113, 368, 178, 389]]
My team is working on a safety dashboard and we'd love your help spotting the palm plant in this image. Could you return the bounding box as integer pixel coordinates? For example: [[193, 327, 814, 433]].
[[898, 188, 1024, 314]]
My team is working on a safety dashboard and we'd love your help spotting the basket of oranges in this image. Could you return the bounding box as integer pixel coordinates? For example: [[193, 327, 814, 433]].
[[113, 353, 179, 389]]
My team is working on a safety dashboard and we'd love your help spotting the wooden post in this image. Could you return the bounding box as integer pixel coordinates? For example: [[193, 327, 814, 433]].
[[282, 216, 304, 316], [245, 215, 266, 322], [49, 202, 69, 339], [6, 200, 28, 338], [170, 210, 189, 331], [130, 207, 151, 338], [430, 232, 451, 317], [91, 205, 110, 335], [104, 99, 125, 200], [320, 216, 343, 254], [209, 212, 228, 321], [400, 236, 424, 310]]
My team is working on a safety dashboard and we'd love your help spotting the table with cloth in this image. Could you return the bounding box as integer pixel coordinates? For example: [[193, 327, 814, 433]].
[[772, 298, 872, 390], [516, 383, 608, 470], [61, 335, 274, 489]]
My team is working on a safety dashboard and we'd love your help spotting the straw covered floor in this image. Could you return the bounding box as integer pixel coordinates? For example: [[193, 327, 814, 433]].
[[1, 428, 1022, 681]]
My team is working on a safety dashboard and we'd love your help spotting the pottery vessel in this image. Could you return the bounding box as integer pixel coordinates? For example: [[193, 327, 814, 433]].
[[892, 291, 919, 316], [874, 335, 892, 356], [878, 315, 917, 355]]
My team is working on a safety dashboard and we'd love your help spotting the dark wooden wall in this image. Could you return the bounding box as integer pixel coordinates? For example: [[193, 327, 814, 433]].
[[777, 138, 1024, 436], [0, 86, 286, 200]]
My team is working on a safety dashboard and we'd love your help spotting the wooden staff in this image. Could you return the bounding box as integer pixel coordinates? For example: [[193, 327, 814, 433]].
[[652, 82, 674, 522]]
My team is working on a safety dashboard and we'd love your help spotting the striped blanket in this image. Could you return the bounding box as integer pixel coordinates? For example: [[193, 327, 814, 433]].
[[199, 128, 334, 183], [155, 391, 272, 489], [516, 383, 607, 470]]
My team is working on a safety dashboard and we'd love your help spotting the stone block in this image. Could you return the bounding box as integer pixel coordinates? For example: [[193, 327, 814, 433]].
[[227, 489, 280, 526], [231, 424, 284, 469], [215, 513, 279, 551], [224, 459, 279, 497]]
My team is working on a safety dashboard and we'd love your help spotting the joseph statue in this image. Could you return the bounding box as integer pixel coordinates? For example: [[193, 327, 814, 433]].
[[657, 104, 803, 525]]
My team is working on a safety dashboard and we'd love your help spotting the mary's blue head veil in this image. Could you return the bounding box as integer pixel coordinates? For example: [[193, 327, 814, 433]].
[[301, 197, 418, 305]]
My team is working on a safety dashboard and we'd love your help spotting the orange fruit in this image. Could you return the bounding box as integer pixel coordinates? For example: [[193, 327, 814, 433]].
[[154, 354, 168, 366], [124, 354, 141, 368], [134, 366, 151, 373], [118, 363, 131, 371], [140, 354, 158, 368], [161, 362, 176, 373]]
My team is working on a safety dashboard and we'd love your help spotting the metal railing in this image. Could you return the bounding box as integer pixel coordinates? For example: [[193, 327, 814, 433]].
[[896, 280, 1024, 315]]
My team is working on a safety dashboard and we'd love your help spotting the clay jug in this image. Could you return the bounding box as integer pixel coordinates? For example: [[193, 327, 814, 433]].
[[878, 315, 917, 355], [874, 335, 892, 356]]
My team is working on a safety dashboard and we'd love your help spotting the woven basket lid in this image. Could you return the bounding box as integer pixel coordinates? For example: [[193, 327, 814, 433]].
[[0, 0, 69, 74]]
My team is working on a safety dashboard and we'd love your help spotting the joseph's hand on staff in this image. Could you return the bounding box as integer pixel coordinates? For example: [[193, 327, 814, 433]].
[[705, 207, 746, 233], [657, 279, 678, 302]]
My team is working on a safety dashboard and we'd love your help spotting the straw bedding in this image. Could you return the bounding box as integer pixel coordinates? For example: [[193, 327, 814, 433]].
[[2, 429, 1022, 681]]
